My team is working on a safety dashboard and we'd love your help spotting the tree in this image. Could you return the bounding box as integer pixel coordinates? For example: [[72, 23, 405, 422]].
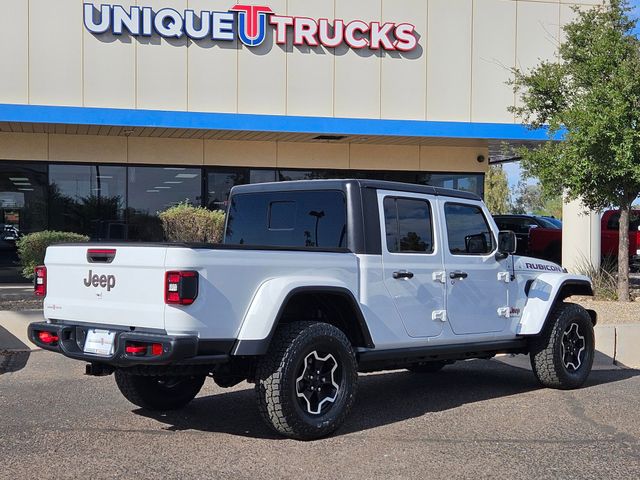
[[510, 0, 640, 301], [484, 165, 510, 214], [511, 181, 563, 219]]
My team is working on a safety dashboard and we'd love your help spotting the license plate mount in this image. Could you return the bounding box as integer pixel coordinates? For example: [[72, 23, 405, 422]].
[[83, 329, 116, 356]]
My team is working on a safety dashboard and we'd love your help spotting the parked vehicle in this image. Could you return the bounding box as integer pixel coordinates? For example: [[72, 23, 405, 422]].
[[493, 215, 562, 256], [29, 180, 596, 440], [528, 209, 640, 267]]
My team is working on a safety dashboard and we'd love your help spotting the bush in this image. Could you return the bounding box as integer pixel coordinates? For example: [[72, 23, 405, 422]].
[[17, 231, 90, 279], [159, 203, 226, 244]]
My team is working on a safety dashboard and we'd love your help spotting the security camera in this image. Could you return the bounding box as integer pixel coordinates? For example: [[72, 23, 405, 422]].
[[477, 155, 486, 163]]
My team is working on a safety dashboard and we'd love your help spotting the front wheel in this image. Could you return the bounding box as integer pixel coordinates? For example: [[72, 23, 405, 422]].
[[255, 321, 358, 440], [114, 371, 205, 410], [529, 303, 594, 390]]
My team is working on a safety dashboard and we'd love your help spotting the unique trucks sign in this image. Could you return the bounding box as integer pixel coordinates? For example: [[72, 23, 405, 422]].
[[83, 3, 419, 51]]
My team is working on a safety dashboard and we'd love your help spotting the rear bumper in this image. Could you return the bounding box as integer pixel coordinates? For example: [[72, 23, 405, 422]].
[[28, 321, 230, 367]]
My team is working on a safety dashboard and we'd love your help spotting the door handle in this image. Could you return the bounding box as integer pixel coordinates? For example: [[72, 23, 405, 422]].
[[449, 271, 468, 280], [393, 271, 414, 279]]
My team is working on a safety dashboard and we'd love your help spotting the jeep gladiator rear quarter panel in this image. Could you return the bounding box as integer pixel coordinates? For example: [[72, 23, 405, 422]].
[[44, 246, 360, 340]]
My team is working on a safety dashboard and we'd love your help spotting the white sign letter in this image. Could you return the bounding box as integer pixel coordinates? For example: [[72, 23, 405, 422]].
[[344, 20, 369, 49], [185, 10, 211, 40], [83, 4, 111, 34], [154, 8, 184, 38], [270, 15, 293, 45], [294, 17, 319, 46], [370, 22, 395, 50], [318, 19, 344, 48], [394, 24, 418, 52], [212, 12, 235, 41], [112, 5, 141, 35]]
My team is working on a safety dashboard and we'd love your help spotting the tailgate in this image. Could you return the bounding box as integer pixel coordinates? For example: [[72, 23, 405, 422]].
[[43, 245, 168, 330]]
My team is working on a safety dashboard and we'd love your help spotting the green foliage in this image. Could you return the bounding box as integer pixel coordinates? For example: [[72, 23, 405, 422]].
[[484, 165, 510, 214], [510, 0, 640, 300], [510, 182, 563, 218], [158, 202, 226, 243], [16, 231, 90, 279], [511, 0, 640, 211]]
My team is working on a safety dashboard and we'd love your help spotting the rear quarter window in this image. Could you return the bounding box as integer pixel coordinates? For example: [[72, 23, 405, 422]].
[[225, 190, 347, 249]]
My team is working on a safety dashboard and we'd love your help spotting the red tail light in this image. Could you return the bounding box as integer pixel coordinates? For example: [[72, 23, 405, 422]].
[[125, 344, 147, 355], [38, 330, 58, 344], [125, 342, 164, 356], [34, 265, 47, 297], [165, 271, 199, 305]]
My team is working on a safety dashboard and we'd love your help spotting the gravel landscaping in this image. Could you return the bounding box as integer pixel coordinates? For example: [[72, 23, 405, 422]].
[[572, 297, 640, 325]]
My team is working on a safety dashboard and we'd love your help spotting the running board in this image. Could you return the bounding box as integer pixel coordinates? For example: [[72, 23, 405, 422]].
[[357, 339, 528, 372]]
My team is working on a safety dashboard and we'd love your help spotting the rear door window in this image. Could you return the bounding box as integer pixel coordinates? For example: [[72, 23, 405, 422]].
[[383, 197, 434, 254]]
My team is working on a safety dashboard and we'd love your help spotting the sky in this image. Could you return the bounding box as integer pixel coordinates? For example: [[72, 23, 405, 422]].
[[502, 0, 640, 191]]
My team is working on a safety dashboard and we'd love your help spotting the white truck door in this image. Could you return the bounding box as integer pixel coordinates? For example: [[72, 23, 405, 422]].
[[439, 199, 510, 335], [378, 190, 445, 338]]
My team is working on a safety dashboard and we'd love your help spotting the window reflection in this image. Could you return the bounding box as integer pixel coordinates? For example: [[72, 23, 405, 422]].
[[207, 169, 248, 211], [444, 203, 494, 255], [384, 197, 434, 254], [0, 162, 48, 282], [226, 191, 347, 248], [49, 165, 126, 240], [128, 167, 202, 241]]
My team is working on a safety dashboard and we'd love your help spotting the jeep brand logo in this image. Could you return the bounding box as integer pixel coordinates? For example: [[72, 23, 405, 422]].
[[83, 270, 116, 291]]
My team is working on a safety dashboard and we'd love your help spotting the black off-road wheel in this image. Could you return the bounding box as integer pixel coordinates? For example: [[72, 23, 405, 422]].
[[255, 321, 358, 440], [114, 371, 206, 410], [529, 302, 595, 390], [406, 360, 448, 373]]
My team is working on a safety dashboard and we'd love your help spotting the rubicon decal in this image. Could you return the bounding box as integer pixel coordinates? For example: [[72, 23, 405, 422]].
[[83, 3, 419, 51], [524, 263, 564, 272]]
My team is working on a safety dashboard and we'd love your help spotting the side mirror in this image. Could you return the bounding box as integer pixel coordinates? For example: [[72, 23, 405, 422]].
[[498, 230, 517, 256]]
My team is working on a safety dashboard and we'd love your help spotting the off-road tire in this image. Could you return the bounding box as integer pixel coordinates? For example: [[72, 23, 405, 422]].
[[255, 321, 358, 440], [114, 370, 205, 410], [406, 360, 447, 373], [529, 302, 594, 390]]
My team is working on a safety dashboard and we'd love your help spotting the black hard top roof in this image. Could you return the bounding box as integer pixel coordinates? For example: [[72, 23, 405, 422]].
[[231, 179, 481, 201], [493, 214, 546, 219]]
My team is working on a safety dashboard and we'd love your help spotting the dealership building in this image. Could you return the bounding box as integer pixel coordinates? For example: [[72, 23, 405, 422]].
[[0, 0, 600, 281]]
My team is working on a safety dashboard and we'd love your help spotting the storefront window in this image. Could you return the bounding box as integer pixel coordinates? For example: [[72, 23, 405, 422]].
[[127, 166, 202, 241], [206, 168, 249, 211], [417, 173, 484, 197], [0, 162, 48, 282], [278, 170, 340, 181], [250, 169, 277, 184], [49, 165, 127, 240]]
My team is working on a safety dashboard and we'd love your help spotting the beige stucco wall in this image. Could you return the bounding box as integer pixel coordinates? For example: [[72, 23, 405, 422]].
[[0, 0, 603, 123], [0, 132, 488, 172]]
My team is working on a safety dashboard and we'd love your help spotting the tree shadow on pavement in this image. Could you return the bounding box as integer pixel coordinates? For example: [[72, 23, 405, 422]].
[[134, 359, 639, 440]]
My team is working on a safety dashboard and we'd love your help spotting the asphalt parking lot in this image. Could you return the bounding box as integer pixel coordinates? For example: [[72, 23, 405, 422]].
[[1, 352, 638, 479]]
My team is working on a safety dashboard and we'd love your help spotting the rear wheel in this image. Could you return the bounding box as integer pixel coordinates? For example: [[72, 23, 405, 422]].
[[114, 371, 205, 410], [529, 303, 594, 389], [406, 361, 447, 373], [255, 321, 358, 440]]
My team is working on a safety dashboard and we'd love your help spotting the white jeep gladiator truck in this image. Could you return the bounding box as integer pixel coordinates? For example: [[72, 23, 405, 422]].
[[29, 180, 596, 440]]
